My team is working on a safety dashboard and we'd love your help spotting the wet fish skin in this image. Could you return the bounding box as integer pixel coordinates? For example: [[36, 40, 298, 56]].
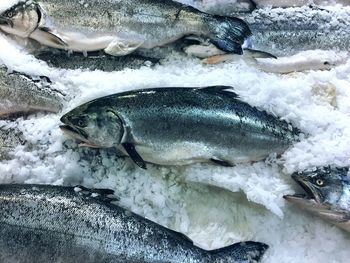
[[0, 0, 251, 55], [0, 67, 63, 117], [0, 184, 269, 263], [237, 7, 350, 56], [60, 86, 299, 168], [284, 167, 350, 232]]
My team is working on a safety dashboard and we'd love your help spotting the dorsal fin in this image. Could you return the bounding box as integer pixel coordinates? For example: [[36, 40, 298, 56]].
[[73, 185, 119, 203], [197, 86, 239, 98]]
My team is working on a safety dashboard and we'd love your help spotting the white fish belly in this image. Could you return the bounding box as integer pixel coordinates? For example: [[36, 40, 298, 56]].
[[132, 142, 266, 166]]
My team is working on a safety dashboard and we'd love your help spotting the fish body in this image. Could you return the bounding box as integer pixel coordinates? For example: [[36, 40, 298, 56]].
[[284, 167, 350, 232], [60, 86, 299, 168], [0, 67, 63, 117], [0, 0, 251, 55], [0, 184, 269, 262], [238, 7, 350, 56]]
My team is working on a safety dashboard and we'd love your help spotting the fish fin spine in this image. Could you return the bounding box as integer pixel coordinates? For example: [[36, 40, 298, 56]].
[[198, 86, 238, 98]]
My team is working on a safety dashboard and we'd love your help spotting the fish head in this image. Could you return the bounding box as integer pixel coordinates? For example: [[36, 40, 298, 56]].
[[284, 167, 350, 231], [287, 167, 349, 205], [0, 2, 41, 38], [60, 104, 124, 148]]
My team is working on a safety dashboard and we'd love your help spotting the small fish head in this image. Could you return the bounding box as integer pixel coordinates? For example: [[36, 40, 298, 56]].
[[60, 104, 124, 148], [290, 167, 349, 206], [0, 2, 41, 38]]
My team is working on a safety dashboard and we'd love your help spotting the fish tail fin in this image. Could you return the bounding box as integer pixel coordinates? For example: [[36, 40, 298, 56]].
[[209, 241, 269, 263], [207, 16, 252, 54]]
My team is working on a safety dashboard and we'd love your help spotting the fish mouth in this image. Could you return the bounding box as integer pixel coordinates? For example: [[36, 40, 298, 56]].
[[284, 174, 322, 203], [0, 16, 13, 27], [59, 125, 89, 143]]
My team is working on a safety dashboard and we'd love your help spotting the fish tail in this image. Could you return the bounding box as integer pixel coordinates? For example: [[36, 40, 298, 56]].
[[208, 241, 269, 262], [207, 16, 252, 54]]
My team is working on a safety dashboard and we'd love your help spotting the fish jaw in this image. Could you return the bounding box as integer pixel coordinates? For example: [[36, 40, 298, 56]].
[[290, 173, 323, 203], [59, 125, 94, 147], [284, 195, 350, 232]]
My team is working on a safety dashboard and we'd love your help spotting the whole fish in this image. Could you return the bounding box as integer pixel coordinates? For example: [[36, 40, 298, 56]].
[[0, 0, 251, 56], [0, 184, 269, 263], [237, 7, 350, 56], [0, 67, 63, 117], [284, 167, 350, 232], [60, 86, 299, 169]]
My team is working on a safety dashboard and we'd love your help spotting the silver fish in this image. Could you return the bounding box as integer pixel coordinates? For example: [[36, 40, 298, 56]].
[[60, 86, 299, 169], [0, 0, 251, 56], [0, 67, 63, 117], [0, 184, 269, 263], [238, 7, 350, 56], [284, 167, 350, 233]]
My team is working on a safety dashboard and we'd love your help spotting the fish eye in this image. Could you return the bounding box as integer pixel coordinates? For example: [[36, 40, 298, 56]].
[[316, 179, 324, 186]]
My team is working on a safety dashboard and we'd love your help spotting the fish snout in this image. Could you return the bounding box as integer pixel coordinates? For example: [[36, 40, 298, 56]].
[[0, 16, 13, 27]]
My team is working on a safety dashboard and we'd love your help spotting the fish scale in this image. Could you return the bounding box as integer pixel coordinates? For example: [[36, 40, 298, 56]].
[[0, 184, 268, 262], [60, 87, 299, 168], [0, 0, 251, 55]]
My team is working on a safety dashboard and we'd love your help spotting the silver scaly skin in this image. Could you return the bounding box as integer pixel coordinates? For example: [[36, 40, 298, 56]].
[[0, 0, 251, 56], [0, 184, 268, 263], [238, 7, 350, 56], [284, 167, 350, 233], [60, 86, 299, 169], [0, 67, 63, 117]]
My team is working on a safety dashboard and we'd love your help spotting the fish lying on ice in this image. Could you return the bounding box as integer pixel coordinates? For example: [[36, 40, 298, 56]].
[[0, 184, 269, 263], [284, 167, 350, 233], [0, 67, 63, 118], [0, 0, 251, 56], [202, 50, 348, 73], [238, 7, 350, 56], [60, 86, 299, 169]]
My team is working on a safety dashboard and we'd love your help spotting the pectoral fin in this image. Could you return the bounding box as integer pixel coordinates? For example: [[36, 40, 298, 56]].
[[104, 38, 143, 56], [210, 158, 234, 167], [31, 27, 68, 48], [122, 143, 147, 169], [202, 54, 237, 64]]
